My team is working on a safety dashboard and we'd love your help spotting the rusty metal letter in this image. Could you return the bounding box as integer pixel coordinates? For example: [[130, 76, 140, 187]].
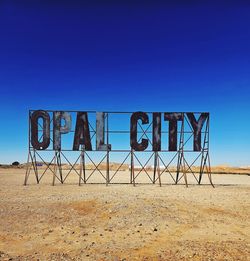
[[53, 111, 72, 150], [164, 113, 183, 151], [186, 113, 208, 151], [96, 112, 111, 151], [31, 110, 50, 150], [130, 111, 149, 151], [73, 112, 92, 151], [153, 113, 161, 151]]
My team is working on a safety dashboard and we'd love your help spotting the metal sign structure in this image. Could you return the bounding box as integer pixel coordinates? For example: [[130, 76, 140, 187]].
[[24, 110, 214, 187]]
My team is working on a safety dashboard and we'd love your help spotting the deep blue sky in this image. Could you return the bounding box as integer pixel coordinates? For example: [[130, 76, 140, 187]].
[[0, 1, 249, 165]]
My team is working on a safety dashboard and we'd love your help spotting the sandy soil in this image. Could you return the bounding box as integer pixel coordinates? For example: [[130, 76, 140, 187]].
[[0, 168, 249, 261]]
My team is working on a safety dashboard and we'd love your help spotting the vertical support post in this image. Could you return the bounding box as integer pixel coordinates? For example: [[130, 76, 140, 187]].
[[79, 148, 83, 186], [106, 113, 110, 186], [206, 153, 214, 187], [52, 151, 58, 186], [199, 156, 205, 184], [24, 151, 31, 185], [182, 153, 188, 187], [130, 149, 135, 186], [176, 113, 184, 184], [24, 110, 31, 185], [203, 115, 214, 187], [199, 116, 208, 184], [153, 152, 157, 184], [176, 149, 182, 184], [57, 151, 63, 184], [207, 115, 214, 187], [176, 153, 181, 184], [156, 152, 162, 187], [130, 150, 133, 184], [83, 150, 86, 184], [79, 146, 87, 185], [32, 150, 39, 184], [79, 146, 86, 185], [198, 114, 214, 186], [176, 114, 188, 187]]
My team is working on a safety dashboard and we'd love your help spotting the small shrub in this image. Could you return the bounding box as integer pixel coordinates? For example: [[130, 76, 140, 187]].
[[12, 161, 20, 166]]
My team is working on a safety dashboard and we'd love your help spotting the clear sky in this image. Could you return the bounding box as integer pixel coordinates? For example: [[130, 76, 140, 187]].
[[0, 1, 249, 166]]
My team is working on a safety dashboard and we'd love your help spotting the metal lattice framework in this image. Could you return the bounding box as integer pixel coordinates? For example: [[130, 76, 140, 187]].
[[24, 110, 214, 187]]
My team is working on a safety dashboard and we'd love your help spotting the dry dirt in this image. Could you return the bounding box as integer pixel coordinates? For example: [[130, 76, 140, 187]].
[[0, 168, 249, 261]]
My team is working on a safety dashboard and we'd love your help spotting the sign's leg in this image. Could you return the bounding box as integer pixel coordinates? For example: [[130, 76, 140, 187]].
[[130, 149, 135, 186], [179, 151, 188, 188], [153, 152, 157, 184], [31, 150, 39, 184], [106, 150, 109, 186], [157, 152, 162, 187], [57, 152, 63, 184], [183, 157, 188, 188], [106, 113, 110, 186], [52, 151, 57, 186], [198, 155, 205, 185], [206, 154, 214, 188], [24, 151, 31, 185], [79, 150, 83, 186], [176, 114, 184, 185], [176, 152, 181, 184], [83, 151, 86, 184], [130, 150, 133, 184]]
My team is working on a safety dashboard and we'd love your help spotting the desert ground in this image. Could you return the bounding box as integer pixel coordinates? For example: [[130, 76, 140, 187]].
[[0, 167, 249, 261]]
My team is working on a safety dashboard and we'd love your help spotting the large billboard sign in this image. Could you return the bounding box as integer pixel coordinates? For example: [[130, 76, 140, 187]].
[[25, 110, 213, 187], [30, 110, 208, 152]]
